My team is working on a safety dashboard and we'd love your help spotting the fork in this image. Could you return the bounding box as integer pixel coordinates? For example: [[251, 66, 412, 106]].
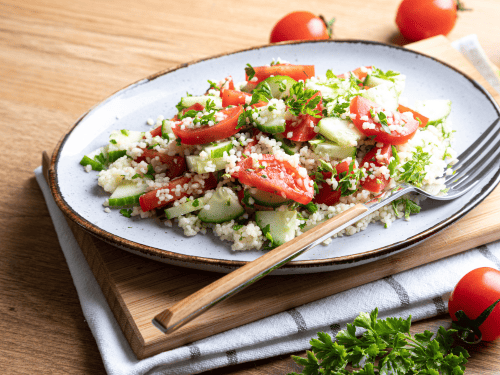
[[153, 117, 500, 334]]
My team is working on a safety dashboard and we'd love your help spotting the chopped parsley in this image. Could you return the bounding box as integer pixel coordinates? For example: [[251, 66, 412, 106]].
[[285, 82, 321, 118], [120, 129, 129, 136], [371, 67, 401, 82], [398, 146, 431, 187], [377, 111, 391, 134], [250, 82, 273, 105], [392, 197, 421, 219], [109, 139, 117, 145], [245, 63, 256, 81], [232, 224, 244, 231], [388, 145, 399, 177], [119, 209, 133, 218], [337, 161, 364, 196], [192, 199, 200, 208]]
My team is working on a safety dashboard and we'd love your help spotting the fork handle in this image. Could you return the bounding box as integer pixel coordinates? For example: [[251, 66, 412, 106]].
[[153, 203, 368, 333]]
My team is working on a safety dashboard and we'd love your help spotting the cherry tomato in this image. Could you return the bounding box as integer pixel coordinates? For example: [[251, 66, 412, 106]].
[[134, 149, 186, 179], [337, 66, 372, 82], [149, 103, 206, 138], [238, 154, 314, 205], [221, 89, 251, 107], [245, 64, 315, 85], [171, 106, 243, 145], [396, 0, 458, 42], [270, 11, 330, 43], [448, 267, 500, 342], [350, 96, 419, 145], [398, 104, 429, 128], [139, 174, 217, 212], [282, 92, 322, 142], [313, 161, 351, 206], [359, 144, 392, 193]]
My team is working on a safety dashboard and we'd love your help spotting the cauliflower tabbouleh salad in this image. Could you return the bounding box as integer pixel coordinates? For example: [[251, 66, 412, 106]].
[[80, 60, 457, 251]]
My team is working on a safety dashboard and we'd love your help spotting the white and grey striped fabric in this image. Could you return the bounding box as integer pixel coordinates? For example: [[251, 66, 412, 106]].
[[35, 167, 500, 375], [35, 35, 500, 375]]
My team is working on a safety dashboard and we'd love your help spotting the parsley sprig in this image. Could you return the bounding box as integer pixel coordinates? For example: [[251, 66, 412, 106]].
[[285, 82, 321, 118], [371, 67, 401, 83], [337, 161, 364, 197], [289, 308, 469, 375], [392, 198, 421, 219], [398, 146, 431, 188]]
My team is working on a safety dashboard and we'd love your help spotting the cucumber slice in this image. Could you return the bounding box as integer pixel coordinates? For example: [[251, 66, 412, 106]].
[[364, 73, 406, 96], [273, 134, 302, 155], [107, 150, 127, 163], [413, 100, 452, 126], [313, 140, 357, 160], [255, 75, 297, 99], [203, 140, 233, 158], [198, 187, 245, 223], [161, 120, 174, 140], [179, 95, 223, 109], [255, 210, 298, 246], [109, 129, 145, 145], [185, 155, 227, 174], [80, 146, 108, 171], [360, 84, 399, 112], [255, 116, 286, 134], [108, 180, 147, 206], [318, 117, 363, 147], [165, 196, 209, 219], [254, 103, 288, 134], [249, 189, 292, 207]]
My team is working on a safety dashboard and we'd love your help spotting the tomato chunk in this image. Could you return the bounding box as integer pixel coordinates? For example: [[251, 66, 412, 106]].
[[338, 66, 372, 81], [313, 161, 352, 205], [171, 106, 244, 145], [282, 92, 322, 142], [246, 64, 315, 84], [238, 154, 314, 205], [135, 149, 186, 179], [221, 89, 251, 107], [149, 103, 205, 138], [139, 174, 217, 212], [220, 76, 235, 90], [350, 96, 419, 145], [397, 104, 429, 128], [359, 144, 392, 193]]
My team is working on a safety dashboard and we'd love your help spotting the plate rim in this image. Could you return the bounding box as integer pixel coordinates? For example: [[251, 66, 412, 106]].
[[48, 38, 500, 270]]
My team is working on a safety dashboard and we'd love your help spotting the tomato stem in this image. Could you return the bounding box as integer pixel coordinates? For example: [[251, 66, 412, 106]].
[[452, 298, 500, 344], [456, 0, 472, 11], [319, 15, 335, 39]]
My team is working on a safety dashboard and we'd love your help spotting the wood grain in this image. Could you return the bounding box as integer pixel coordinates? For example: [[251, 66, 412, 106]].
[[3, 0, 500, 373]]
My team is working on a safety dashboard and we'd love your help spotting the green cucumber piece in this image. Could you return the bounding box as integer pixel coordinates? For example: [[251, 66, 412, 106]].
[[80, 146, 108, 171], [360, 84, 399, 112], [185, 155, 228, 174], [255, 210, 298, 246], [255, 75, 297, 99], [249, 189, 292, 208], [161, 120, 174, 140], [203, 140, 233, 158], [179, 95, 222, 109], [364, 73, 406, 96], [108, 180, 147, 206], [109, 130, 145, 145], [107, 150, 127, 163], [273, 134, 302, 155], [80, 156, 104, 171], [413, 100, 452, 126], [198, 187, 245, 223], [313, 140, 357, 160], [254, 104, 288, 134], [318, 117, 363, 147], [165, 196, 209, 219]]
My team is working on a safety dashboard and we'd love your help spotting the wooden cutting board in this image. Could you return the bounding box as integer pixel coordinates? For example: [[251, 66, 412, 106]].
[[44, 36, 500, 360]]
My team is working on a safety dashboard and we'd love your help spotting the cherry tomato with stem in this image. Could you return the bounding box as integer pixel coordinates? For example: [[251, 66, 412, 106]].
[[270, 11, 334, 43]]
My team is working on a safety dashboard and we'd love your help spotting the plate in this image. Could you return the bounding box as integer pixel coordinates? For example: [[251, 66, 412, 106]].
[[49, 40, 500, 274]]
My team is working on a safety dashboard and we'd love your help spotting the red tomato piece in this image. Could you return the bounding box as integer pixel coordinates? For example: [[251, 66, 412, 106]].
[[221, 89, 251, 107], [135, 149, 186, 179], [338, 66, 372, 81], [360, 144, 393, 193], [139, 174, 217, 212], [313, 161, 351, 205], [238, 154, 313, 205], [398, 104, 429, 128], [350, 96, 419, 145], [171, 106, 244, 145], [220, 76, 235, 90], [149, 103, 205, 138], [396, 0, 458, 42], [269, 11, 330, 43], [282, 92, 322, 142], [448, 267, 500, 342], [246, 64, 315, 84]]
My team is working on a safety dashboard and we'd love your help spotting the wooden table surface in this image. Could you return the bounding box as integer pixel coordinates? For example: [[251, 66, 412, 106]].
[[2, 0, 500, 373]]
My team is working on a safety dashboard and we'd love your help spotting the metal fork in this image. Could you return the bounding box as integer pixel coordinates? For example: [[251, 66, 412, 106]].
[[153, 117, 500, 334]]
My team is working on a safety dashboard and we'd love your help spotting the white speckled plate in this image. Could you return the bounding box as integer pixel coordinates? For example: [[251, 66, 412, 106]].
[[49, 40, 500, 274]]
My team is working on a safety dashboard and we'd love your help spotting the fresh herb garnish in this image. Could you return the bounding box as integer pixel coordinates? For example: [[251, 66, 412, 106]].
[[245, 63, 256, 81], [371, 67, 401, 82], [337, 161, 364, 196], [398, 146, 431, 187], [289, 308, 469, 375], [120, 209, 133, 218], [285, 82, 321, 118], [250, 82, 273, 105], [120, 129, 129, 136], [377, 111, 391, 134], [192, 199, 200, 208], [392, 197, 421, 219], [233, 224, 244, 231], [388, 145, 399, 177], [109, 139, 117, 145]]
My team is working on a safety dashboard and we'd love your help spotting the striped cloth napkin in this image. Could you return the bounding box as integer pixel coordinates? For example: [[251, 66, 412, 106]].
[[35, 35, 500, 375]]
